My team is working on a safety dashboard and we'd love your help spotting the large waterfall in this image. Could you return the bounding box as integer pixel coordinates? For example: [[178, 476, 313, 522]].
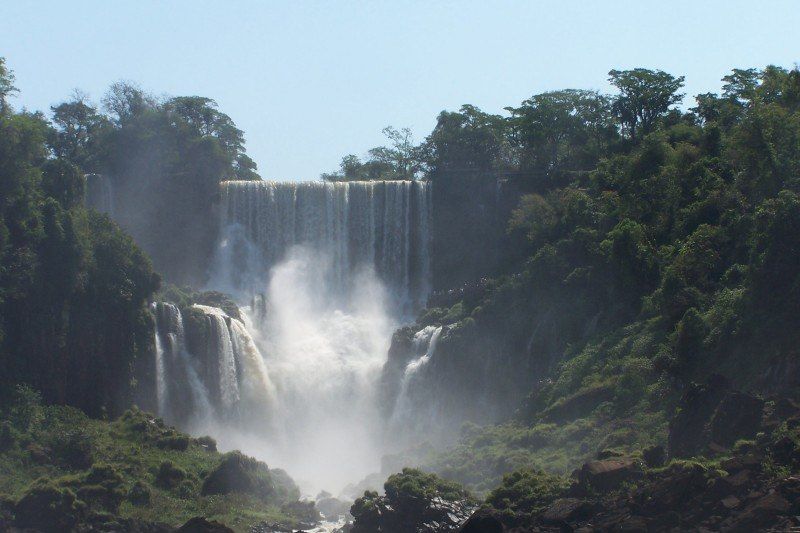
[[153, 179, 433, 494], [213, 180, 431, 309]]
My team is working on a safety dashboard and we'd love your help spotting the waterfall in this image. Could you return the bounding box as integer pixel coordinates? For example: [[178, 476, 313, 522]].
[[151, 303, 273, 428], [388, 325, 443, 434], [215, 180, 431, 309], [84, 173, 114, 215], [152, 179, 435, 493]]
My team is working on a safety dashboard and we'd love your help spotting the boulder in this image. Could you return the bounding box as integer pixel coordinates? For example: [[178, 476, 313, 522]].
[[177, 517, 235, 533], [708, 391, 764, 449], [579, 458, 642, 492]]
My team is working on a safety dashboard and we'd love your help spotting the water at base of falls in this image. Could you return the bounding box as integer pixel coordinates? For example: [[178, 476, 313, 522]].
[[154, 180, 433, 495]]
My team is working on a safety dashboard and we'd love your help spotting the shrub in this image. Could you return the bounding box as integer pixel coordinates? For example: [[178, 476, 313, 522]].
[[75, 464, 125, 512], [201, 451, 274, 501], [155, 461, 188, 489], [48, 428, 94, 469], [485, 469, 568, 526]]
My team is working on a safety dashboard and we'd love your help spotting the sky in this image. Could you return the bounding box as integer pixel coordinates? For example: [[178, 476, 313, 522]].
[[1, 1, 798, 181]]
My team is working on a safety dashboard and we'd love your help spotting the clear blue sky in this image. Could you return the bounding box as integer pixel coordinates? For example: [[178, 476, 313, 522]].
[[1, 1, 798, 180]]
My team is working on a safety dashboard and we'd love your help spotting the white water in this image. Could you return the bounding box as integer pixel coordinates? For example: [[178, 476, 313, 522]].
[[155, 179, 433, 494]]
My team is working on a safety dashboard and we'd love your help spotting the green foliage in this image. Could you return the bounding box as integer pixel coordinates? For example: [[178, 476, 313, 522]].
[[13, 478, 85, 532], [201, 451, 276, 502], [485, 469, 568, 525], [608, 68, 685, 139], [403, 65, 800, 500], [384, 467, 471, 505], [0, 399, 307, 532], [322, 126, 425, 181], [0, 60, 160, 415]]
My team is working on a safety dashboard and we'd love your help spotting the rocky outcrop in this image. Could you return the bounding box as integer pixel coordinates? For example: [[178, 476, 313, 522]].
[[458, 401, 800, 532], [668, 374, 730, 458], [709, 391, 765, 448]]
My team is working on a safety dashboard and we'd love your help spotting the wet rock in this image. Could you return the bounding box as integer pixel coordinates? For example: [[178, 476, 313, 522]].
[[458, 508, 505, 532], [579, 457, 642, 492], [177, 516, 235, 533], [709, 391, 764, 449], [540, 497, 593, 524]]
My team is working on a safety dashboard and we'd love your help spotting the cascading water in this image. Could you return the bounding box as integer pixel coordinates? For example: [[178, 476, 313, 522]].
[[387, 325, 444, 445], [212, 180, 431, 310], [167, 179, 433, 494], [151, 302, 275, 434]]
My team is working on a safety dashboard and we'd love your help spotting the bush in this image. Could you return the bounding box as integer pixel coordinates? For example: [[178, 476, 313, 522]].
[[383, 467, 473, 516], [48, 428, 94, 469], [75, 464, 125, 512], [201, 451, 274, 501], [155, 461, 189, 489], [485, 469, 568, 526]]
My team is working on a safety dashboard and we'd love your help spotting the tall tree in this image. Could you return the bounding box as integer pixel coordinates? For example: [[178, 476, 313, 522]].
[[608, 68, 685, 139], [0, 57, 18, 114]]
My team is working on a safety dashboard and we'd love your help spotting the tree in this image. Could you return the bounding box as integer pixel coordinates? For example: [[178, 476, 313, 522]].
[[507, 89, 615, 176], [423, 104, 511, 174], [101, 81, 157, 124], [368, 126, 426, 180], [321, 127, 423, 181], [165, 96, 259, 180], [0, 57, 18, 114], [49, 91, 108, 171], [608, 68, 685, 139]]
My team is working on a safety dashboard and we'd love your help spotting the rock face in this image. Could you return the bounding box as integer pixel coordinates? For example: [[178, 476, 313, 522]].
[[668, 376, 770, 460]]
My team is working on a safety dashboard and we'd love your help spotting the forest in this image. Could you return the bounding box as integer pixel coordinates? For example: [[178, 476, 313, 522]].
[[2, 48, 800, 532]]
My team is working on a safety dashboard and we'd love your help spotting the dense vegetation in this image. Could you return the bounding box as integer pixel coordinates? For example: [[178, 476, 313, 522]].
[[372, 65, 800, 496], [0, 58, 159, 415], [49, 78, 258, 285], [0, 387, 311, 532]]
